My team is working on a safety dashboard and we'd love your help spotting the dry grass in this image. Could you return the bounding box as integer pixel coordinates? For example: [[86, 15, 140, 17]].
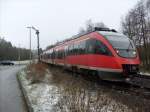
[[46, 67, 114, 111], [26, 63, 49, 84]]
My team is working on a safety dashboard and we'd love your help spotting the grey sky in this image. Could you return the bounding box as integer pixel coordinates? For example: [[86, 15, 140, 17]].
[[0, 0, 139, 49]]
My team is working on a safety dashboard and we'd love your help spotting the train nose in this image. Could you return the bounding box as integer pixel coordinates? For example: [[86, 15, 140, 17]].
[[122, 64, 139, 75]]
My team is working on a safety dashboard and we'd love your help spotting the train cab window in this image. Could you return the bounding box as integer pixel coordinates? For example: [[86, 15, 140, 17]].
[[94, 40, 111, 55], [86, 39, 112, 56]]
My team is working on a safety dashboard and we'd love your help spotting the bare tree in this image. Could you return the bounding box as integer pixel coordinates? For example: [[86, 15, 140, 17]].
[[86, 19, 94, 32], [78, 19, 107, 35], [78, 27, 86, 35], [146, 0, 150, 10], [95, 22, 106, 28], [121, 0, 150, 69]]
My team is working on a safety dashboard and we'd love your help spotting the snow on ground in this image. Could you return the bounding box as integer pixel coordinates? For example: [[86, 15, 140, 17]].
[[140, 72, 150, 76], [19, 71, 62, 112]]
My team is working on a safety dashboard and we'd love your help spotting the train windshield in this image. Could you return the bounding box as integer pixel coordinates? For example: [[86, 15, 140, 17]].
[[99, 32, 137, 58]]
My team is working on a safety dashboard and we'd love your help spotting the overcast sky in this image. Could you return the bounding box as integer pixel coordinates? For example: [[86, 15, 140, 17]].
[[0, 0, 139, 49]]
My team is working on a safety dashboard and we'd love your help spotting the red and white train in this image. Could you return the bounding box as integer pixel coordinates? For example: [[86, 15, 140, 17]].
[[40, 28, 140, 81]]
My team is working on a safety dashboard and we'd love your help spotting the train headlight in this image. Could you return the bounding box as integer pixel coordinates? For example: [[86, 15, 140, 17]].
[[133, 51, 136, 55], [116, 49, 119, 54]]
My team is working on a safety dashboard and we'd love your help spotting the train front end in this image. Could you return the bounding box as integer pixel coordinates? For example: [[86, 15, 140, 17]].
[[99, 31, 140, 79]]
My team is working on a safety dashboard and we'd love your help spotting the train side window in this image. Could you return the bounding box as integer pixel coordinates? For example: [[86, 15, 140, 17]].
[[78, 42, 81, 54], [52, 51, 55, 59], [73, 43, 77, 55], [56, 51, 58, 58], [64, 46, 68, 57], [72, 44, 74, 55], [59, 50, 63, 59], [57, 51, 59, 58], [77, 41, 86, 54], [71, 44, 74, 55], [86, 39, 112, 56], [86, 39, 95, 54], [76, 43, 79, 55], [94, 40, 112, 56], [68, 44, 74, 55], [48, 53, 50, 59], [61, 50, 65, 59], [52, 52, 53, 59], [68, 45, 71, 55], [69, 45, 72, 55], [82, 41, 86, 54]]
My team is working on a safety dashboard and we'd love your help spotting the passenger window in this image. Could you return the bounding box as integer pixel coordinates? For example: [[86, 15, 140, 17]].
[[86, 39, 95, 54], [64, 46, 68, 57], [73, 43, 78, 55], [81, 41, 86, 54], [78, 42, 82, 54]]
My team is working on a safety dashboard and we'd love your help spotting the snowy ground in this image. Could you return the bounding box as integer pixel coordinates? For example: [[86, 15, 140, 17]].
[[18, 64, 150, 112], [140, 72, 150, 76], [19, 70, 66, 112]]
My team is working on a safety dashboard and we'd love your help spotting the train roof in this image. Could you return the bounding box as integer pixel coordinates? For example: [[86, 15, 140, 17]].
[[54, 27, 117, 45], [98, 31, 125, 37], [44, 27, 119, 52]]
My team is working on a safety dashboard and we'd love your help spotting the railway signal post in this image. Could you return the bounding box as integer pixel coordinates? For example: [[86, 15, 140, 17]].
[[36, 30, 40, 62], [26, 26, 32, 64], [32, 26, 40, 62]]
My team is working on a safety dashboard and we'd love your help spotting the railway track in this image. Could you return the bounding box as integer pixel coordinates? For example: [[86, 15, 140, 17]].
[[126, 73, 150, 89], [68, 67, 150, 91], [99, 73, 150, 99], [78, 71, 150, 99]]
